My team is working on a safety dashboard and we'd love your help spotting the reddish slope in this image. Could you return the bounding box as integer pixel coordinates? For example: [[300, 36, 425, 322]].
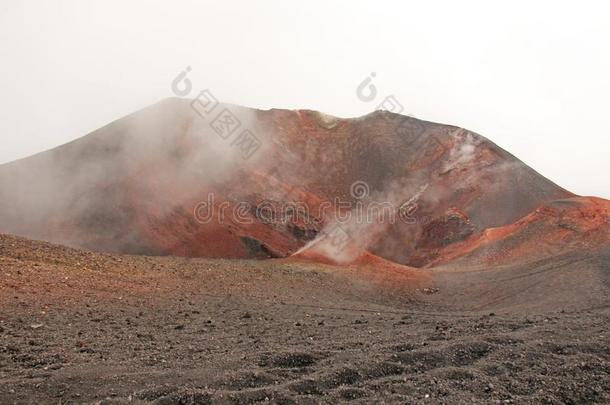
[[1, 97, 601, 268], [419, 196, 610, 267]]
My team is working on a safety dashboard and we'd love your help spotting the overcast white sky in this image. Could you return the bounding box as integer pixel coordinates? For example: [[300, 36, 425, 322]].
[[0, 0, 608, 197]]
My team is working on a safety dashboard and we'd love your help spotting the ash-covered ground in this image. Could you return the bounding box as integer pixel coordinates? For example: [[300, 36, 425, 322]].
[[1, 234, 608, 404]]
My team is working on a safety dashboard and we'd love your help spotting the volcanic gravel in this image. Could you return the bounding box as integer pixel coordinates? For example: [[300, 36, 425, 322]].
[[1, 234, 609, 404]]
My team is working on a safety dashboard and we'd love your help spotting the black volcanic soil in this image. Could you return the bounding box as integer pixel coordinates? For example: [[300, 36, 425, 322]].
[[1, 234, 609, 404]]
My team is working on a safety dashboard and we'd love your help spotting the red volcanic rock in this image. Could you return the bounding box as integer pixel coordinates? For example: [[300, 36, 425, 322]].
[[424, 196, 610, 267], [408, 208, 476, 266], [0, 97, 606, 268], [289, 248, 429, 293], [418, 208, 475, 250]]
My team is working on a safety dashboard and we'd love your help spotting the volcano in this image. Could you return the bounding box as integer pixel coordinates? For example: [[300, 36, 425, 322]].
[[0, 98, 608, 268], [2, 98, 610, 404]]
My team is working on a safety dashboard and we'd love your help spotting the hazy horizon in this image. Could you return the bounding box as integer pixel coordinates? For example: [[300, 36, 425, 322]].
[[1, 0, 609, 198]]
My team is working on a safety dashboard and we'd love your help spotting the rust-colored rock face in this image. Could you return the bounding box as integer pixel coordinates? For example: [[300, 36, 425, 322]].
[[0, 98, 607, 267], [424, 196, 610, 267]]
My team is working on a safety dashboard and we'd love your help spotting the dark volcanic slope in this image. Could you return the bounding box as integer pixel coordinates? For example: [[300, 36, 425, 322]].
[[1, 234, 609, 404], [1, 98, 602, 267]]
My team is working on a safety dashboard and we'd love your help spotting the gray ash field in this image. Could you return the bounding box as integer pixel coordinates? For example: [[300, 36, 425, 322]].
[[1, 235, 608, 404]]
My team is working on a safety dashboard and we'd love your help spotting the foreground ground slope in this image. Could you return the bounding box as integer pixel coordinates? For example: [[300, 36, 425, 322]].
[[1, 234, 609, 404], [0, 98, 583, 267]]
